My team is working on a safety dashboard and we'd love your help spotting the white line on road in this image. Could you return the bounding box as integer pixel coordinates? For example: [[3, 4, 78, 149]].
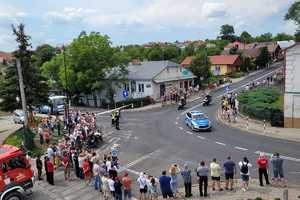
[[120, 150, 161, 170], [215, 141, 226, 146], [234, 146, 248, 151], [254, 151, 300, 162], [178, 126, 183, 130], [103, 131, 114, 137], [197, 135, 206, 139], [176, 117, 180, 120], [186, 131, 193, 135], [175, 122, 178, 125]]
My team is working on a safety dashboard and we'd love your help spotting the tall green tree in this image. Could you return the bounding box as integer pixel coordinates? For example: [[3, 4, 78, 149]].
[[163, 45, 180, 61], [285, 0, 300, 26], [240, 31, 253, 43], [189, 52, 210, 88], [256, 47, 270, 68], [32, 44, 56, 68], [295, 31, 300, 42], [219, 24, 236, 41], [145, 45, 164, 61], [0, 24, 49, 112]]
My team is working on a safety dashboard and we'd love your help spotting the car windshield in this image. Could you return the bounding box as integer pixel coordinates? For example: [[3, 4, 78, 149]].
[[192, 114, 206, 120]]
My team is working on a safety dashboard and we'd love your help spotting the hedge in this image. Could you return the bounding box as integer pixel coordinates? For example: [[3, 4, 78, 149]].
[[101, 96, 154, 109], [238, 87, 283, 127]]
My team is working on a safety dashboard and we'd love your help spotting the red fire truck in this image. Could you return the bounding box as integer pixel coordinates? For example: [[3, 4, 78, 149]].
[[0, 145, 34, 200]]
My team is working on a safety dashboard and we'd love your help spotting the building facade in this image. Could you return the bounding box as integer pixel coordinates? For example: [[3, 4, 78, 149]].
[[284, 43, 300, 128]]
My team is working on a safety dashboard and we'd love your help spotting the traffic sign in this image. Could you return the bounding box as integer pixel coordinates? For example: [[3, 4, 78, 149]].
[[122, 90, 129, 98]]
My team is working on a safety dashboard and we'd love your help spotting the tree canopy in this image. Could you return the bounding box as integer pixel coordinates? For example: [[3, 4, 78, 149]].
[[255, 33, 273, 42], [219, 24, 236, 41], [240, 31, 253, 43], [189, 52, 210, 88], [273, 33, 294, 41], [285, 0, 300, 26], [255, 47, 270, 68]]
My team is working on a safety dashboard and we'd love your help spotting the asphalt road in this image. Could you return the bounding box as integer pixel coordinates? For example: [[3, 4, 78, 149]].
[[101, 63, 300, 187]]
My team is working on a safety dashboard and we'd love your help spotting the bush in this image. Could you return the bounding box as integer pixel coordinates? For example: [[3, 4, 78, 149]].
[[101, 96, 154, 109], [239, 87, 283, 125]]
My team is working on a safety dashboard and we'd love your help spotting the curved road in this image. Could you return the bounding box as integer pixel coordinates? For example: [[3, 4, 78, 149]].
[[100, 64, 300, 185]]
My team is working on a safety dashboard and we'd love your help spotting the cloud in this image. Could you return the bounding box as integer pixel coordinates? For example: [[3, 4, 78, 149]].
[[46, 7, 96, 24]]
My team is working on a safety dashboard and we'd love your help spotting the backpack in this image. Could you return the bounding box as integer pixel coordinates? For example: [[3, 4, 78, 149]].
[[240, 162, 248, 174]]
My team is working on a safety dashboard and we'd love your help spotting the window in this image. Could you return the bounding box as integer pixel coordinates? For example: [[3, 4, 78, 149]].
[[187, 113, 192, 118], [146, 84, 151, 88], [8, 156, 26, 169], [1, 162, 8, 173], [138, 83, 144, 93], [131, 81, 136, 93], [124, 83, 129, 91]]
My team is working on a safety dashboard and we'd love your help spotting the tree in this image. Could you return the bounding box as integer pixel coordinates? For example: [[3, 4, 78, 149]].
[[255, 33, 273, 42], [41, 32, 129, 105], [273, 33, 294, 41], [163, 45, 180, 61], [32, 44, 56, 68], [285, 0, 300, 26], [0, 24, 49, 112], [123, 45, 145, 60], [189, 52, 210, 88], [146, 45, 164, 61], [256, 47, 270, 68], [219, 24, 236, 41], [240, 31, 253, 43]]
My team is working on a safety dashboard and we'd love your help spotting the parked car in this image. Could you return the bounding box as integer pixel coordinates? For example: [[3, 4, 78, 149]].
[[185, 111, 212, 131], [12, 110, 24, 124], [33, 105, 51, 114]]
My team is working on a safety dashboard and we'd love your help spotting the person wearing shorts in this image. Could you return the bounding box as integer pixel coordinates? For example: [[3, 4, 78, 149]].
[[137, 172, 147, 200], [223, 156, 236, 190], [122, 172, 132, 200], [210, 158, 223, 191]]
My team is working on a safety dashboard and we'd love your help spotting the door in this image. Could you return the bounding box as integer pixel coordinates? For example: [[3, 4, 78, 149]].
[[185, 112, 192, 126], [160, 84, 165, 97]]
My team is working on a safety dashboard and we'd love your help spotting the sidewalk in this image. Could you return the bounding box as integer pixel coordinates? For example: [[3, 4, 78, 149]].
[[173, 179, 300, 200], [217, 109, 300, 143]]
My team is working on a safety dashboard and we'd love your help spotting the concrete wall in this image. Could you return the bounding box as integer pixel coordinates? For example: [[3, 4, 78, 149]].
[[284, 44, 300, 128]]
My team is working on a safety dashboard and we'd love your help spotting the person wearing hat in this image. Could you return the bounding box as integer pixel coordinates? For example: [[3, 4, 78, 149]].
[[256, 152, 270, 186], [122, 172, 132, 200]]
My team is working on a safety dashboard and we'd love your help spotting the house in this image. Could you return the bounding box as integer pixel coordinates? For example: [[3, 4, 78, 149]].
[[222, 48, 262, 59], [180, 56, 194, 68], [284, 43, 300, 128], [209, 55, 243, 76], [0, 51, 12, 64], [224, 41, 249, 50], [111, 60, 196, 102]]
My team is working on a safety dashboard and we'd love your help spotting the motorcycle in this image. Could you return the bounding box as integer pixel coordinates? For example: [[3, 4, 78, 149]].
[[202, 95, 212, 106], [177, 98, 186, 110]]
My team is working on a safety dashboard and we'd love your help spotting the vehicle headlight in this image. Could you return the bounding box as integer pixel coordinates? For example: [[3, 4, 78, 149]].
[[208, 121, 211, 126]]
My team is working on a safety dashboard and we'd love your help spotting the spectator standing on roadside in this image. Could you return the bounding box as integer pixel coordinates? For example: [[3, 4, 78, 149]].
[[108, 175, 115, 199], [122, 172, 132, 200], [103, 174, 110, 200], [210, 158, 223, 191], [62, 152, 71, 181], [270, 153, 285, 186], [38, 125, 44, 145], [223, 156, 236, 190], [83, 158, 92, 185], [256, 152, 270, 187], [239, 157, 252, 192], [159, 171, 174, 199], [148, 177, 158, 200], [93, 159, 102, 192], [46, 158, 54, 185], [36, 155, 43, 181], [137, 172, 147, 200], [180, 164, 192, 198], [114, 176, 123, 200], [197, 161, 209, 197], [169, 164, 180, 197]]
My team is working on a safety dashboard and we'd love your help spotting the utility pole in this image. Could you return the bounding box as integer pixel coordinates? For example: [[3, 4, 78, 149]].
[[62, 45, 69, 120], [16, 58, 30, 149]]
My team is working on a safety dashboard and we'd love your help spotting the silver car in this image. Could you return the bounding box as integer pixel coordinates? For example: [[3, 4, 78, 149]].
[[13, 110, 25, 124]]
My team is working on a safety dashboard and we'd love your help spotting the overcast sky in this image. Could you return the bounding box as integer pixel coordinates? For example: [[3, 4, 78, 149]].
[[0, 0, 297, 51]]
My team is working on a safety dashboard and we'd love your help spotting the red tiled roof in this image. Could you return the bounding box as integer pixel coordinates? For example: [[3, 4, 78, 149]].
[[180, 56, 194, 66], [209, 55, 240, 65], [0, 51, 12, 61]]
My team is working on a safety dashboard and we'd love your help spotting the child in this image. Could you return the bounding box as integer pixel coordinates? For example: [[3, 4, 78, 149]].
[[148, 178, 158, 200]]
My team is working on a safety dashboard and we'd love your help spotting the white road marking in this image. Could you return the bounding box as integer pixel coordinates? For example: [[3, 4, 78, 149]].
[[216, 69, 281, 98], [120, 150, 161, 170], [186, 131, 193, 135], [176, 117, 180, 120], [215, 141, 226, 146], [178, 126, 184, 130], [254, 151, 300, 162], [197, 135, 206, 139], [234, 146, 248, 151], [108, 137, 119, 143], [103, 131, 114, 137], [175, 122, 178, 125], [290, 172, 300, 174]]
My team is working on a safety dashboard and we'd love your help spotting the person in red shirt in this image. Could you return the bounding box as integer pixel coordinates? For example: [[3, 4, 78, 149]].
[[46, 158, 54, 185], [62, 152, 71, 181], [256, 152, 270, 186], [122, 172, 132, 200], [83, 158, 91, 185]]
